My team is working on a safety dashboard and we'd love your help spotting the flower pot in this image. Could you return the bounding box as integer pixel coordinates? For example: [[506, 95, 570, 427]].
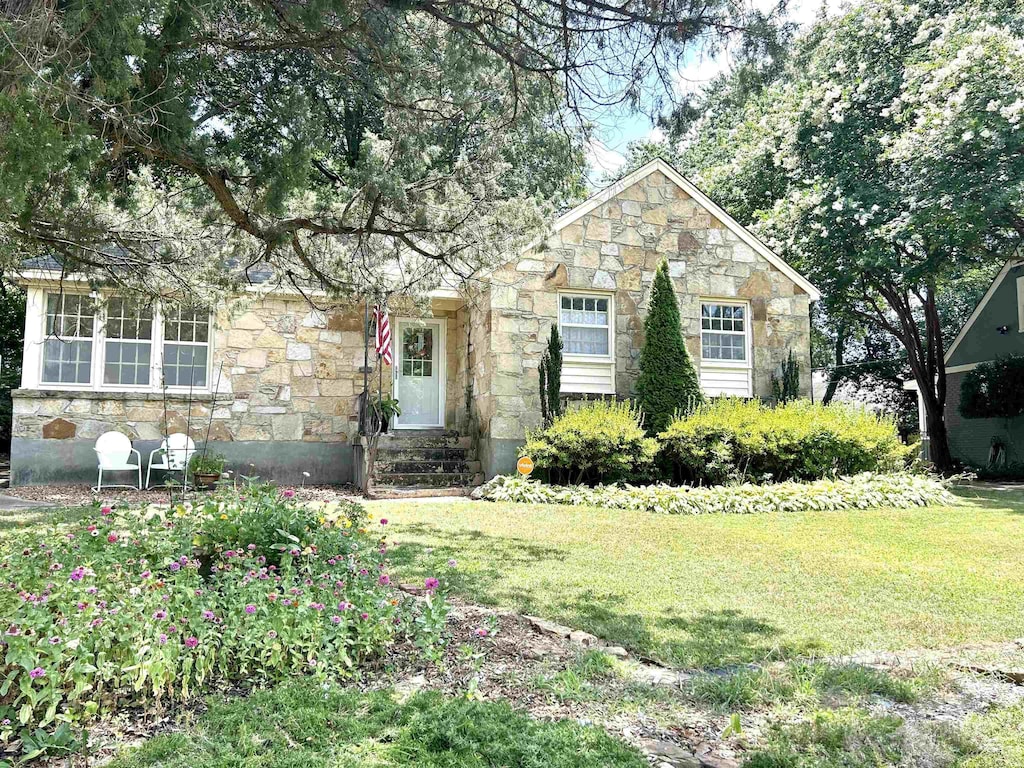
[[193, 472, 220, 490]]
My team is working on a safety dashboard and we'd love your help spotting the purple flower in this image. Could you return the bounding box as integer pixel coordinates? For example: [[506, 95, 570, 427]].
[[244, 604, 256, 615], [169, 562, 181, 572], [29, 667, 45, 679], [50, 563, 63, 572], [380, 518, 388, 525], [447, 559, 457, 568], [267, 630, 277, 639], [337, 601, 350, 611], [474, 628, 489, 638], [140, 570, 151, 579], [69, 567, 85, 582], [90, 618, 104, 628], [360, 612, 369, 620], [179, 556, 189, 565], [158, 634, 168, 645], [184, 636, 199, 649], [378, 574, 390, 586], [282, 489, 295, 499], [153, 610, 168, 620], [424, 577, 440, 592], [330, 615, 342, 625], [202, 610, 216, 621], [49, 636, 61, 645]]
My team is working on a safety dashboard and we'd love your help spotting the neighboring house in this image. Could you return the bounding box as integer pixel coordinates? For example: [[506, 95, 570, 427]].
[[913, 258, 1024, 465], [11, 159, 819, 487]]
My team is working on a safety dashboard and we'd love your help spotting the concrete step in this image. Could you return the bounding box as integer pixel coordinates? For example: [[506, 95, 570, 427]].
[[377, 432, 473, 450], [369, 486, 478, 500], [373, 471, 480, 488], [378, 447, 469, 462], [376, 459, 481, 474]]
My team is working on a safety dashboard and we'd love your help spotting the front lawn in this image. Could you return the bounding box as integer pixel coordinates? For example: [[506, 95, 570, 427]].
[[382, 487, 1024, 668]]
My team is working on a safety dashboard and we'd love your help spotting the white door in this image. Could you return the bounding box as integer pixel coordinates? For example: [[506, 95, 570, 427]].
[[393, 318, 445, 428]]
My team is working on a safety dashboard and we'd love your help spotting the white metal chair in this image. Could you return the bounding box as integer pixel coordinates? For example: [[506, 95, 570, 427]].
[[146, 433, 197, 490], [93, 431, 142, 491]]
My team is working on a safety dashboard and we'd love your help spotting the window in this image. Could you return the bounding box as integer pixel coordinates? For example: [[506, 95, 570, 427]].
[[401, 326, 434, 377], [34, 291, 211, 391], [560, 294, 611, 356], [42, 294, 95, 384], [701, 302, 748, 363], [104, 298, 153, 386], [162, 306, 210, 387]]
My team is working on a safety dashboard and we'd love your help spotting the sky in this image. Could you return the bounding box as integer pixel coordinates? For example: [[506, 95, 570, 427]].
[[586, 0, 849, 179]]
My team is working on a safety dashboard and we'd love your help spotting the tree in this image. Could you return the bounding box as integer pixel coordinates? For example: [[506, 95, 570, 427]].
[[658, 0, 1024, 471], [0, 279, 25, 448], [0, 0, 774, 300], [636, 260, 702, 435], [539, 325, 563, 426]]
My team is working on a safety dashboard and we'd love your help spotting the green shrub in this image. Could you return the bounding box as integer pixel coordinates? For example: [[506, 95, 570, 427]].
[[521, 400, 658, 484], [659, 398, 913, 484], [478, 472, 955, 515], [0, 486, 449, 733], [635, 259, 702, 435]]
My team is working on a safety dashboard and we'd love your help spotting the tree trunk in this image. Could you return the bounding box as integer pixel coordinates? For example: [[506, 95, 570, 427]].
[[821, 325, 845, 405], [922, 392, 953, 471]]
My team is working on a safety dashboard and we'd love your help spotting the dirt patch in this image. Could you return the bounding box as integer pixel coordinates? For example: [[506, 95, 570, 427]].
[[1, 483, 360, 508]]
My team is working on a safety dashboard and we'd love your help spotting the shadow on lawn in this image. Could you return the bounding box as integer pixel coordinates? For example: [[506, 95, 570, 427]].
[[0, 506, 89, 537], [950, 486, 1024, 515], [391, 526, 815, 670]]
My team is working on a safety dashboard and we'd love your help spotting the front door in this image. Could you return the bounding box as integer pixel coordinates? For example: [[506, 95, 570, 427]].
[[393, 318, 445, 428]]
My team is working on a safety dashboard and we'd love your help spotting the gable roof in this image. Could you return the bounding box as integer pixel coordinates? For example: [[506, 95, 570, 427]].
[[548, 158, 821, 301], [943, 256, 1024, 366]]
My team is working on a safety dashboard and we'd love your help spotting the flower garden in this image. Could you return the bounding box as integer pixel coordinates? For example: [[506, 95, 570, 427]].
[[0, 485, 448, 741]]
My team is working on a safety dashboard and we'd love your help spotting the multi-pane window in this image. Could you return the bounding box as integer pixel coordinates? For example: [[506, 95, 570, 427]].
[[38, 293, 211, 390], [162, 306, 210, 387], [401, 327, 434, 377], [701, 303, 748, 362], [42, 294, 95, 384], [560, 295, 611, 356], [104, 298, 153, 386]]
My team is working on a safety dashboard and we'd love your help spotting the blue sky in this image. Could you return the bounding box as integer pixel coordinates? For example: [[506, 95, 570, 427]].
[[586, 0, 847, 180]]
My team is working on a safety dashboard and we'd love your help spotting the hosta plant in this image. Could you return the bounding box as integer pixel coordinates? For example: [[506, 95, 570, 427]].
[[0, 485, 448, 735]]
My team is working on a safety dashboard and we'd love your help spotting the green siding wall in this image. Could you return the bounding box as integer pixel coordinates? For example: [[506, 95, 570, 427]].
[[947, 262, 1024, 368]]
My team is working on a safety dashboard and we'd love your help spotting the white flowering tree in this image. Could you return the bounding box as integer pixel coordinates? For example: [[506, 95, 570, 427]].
[[661, 0, 1024, 470]]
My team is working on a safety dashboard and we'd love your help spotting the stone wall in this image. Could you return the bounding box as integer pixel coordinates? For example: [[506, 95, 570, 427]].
[[11, 294, 469, 485], [476, 168, 812, 463]]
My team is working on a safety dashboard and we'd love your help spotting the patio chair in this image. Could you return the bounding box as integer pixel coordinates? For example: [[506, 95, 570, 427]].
[[93, 431, 142, 491], [145, 433, 197, 490]]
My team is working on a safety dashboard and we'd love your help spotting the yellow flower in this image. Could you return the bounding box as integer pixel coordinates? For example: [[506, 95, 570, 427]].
[[220, 514, 228, 520]]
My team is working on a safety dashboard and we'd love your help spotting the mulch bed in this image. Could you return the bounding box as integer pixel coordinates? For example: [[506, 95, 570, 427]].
[[2, 483, 360, 508]]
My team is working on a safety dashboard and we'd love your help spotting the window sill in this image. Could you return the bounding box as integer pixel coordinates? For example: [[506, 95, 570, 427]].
[[700, 360, 752, 369], [13, 388, 216, 402]]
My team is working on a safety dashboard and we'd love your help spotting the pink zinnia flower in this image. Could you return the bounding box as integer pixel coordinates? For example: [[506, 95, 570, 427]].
[[49, 636, 61, 645], [169, 562, 180, 572], [29, 667, 45, 679], [107, 533, 118, 543], [184, 636, 199, 649], [153, 610, 168, 620], [474, 628, 489, 638], [380, 518, 388, 525], [158, 634, 168, 645], [202, 610, 216, 621], [330, 615, 342, 624], [447, 559, 457, 568], [424, 577, 440, 592], [360, 612, 369, 620], [378, 574, 390, 586], [244, 604, 256, 614], [101, 506, 112, 516], [282, 489, 295, 499]]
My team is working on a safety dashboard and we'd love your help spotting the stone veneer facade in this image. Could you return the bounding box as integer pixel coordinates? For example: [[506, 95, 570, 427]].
[[11, 162, 814, 484], [468, 167, 813, 473]]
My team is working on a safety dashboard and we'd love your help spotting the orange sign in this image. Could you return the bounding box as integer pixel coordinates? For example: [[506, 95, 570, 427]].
[[517, 456, 534, 476]]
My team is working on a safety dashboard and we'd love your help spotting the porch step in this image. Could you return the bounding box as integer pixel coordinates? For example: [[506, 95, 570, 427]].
[[374, 471, 482, 488], [377, 431, 473, 450], [369, 486, 478, 500], [378, 447, 469, 462], [376, 459, 481, 475]]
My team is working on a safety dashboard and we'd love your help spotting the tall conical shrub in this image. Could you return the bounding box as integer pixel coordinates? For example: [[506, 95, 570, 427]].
[[636, 260, 703, 434], [539, 324, 563, 425]]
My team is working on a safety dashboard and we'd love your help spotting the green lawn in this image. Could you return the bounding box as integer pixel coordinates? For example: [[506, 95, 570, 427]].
[[381, 487, 1024, 668]]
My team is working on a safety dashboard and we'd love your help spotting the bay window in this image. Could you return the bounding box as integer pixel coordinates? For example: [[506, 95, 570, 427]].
[[34, 291, 211, 391]]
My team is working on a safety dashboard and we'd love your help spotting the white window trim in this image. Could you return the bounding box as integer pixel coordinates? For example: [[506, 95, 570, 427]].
[[699, 298, 753, 370], [22, 286, 215, 394], [558, 290, 615, 362]]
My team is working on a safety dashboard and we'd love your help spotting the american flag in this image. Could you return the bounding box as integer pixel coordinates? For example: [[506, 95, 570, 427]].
[[373, 305, 392, 365]]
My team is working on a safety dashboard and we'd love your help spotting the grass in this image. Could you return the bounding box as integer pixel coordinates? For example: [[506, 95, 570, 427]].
[[106, 681, 645, 768], [381, 487, 1024, 668]]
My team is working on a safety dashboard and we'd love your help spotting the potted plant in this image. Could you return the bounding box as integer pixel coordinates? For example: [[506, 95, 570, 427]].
[[189, 453, 226, 490], [374, 396, 401, 433]]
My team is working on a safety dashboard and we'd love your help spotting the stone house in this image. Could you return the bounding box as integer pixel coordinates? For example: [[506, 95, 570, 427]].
[[11, 159, 819, 488]]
